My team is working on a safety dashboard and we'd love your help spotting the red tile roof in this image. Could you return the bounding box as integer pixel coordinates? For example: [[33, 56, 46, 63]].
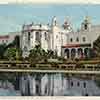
[[0, 35, 9, 39]]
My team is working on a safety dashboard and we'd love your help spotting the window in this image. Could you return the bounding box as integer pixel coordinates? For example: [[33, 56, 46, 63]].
[[45, 32, 47, 40], [35, 32, 40, 41], [84, 24, 88, 30], [70, 38, 73, 42], [28, 32, 30, 41], [76, 37, 79, 42], [83, 37, 86, 42]]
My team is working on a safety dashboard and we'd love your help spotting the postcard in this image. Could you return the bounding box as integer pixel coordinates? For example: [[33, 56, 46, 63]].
[[0, 1, 100, 99]]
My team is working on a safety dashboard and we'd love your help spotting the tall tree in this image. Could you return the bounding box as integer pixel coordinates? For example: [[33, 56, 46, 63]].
[[29, 45, 48, 63], [0, 43, 7, 59], [93, 35, 100, 57], [4, 47, 22, 60], [14, 35, 20, 48], [6, 35, 20, 49]]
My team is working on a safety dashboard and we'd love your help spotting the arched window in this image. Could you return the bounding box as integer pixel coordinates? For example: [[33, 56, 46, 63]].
[[84, 48, 90, 58], [78, 48, 83, 58], [45, 32, 47, 40], [76, 37, 79, 42], [71, 49, 76, 59], [70, 38, 73, 42], [28, 32, 30, 41], [84, 24, 88, 30], [83, 37, 86, 42], [35, 32, 40, 41], [64, 49, 69, 59]]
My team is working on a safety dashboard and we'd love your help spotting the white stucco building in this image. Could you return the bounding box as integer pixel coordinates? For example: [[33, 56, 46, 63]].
[[62, 16, 100, 59], [20, 16, 72, 57], [20, 16, 100, 58]]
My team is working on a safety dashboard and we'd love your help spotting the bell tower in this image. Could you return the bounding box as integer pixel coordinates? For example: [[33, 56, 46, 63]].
[[81, 16, 91, 31], [51, 16, 61, 56], [63, 17, 72, 30]]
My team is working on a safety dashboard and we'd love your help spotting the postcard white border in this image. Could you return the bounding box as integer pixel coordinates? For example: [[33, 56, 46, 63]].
[[0, 97, 100, 100], [0, 0, 99, 4]]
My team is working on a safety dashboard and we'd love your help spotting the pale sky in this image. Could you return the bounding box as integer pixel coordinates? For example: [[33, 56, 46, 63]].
[[0, 4, 100, 34]]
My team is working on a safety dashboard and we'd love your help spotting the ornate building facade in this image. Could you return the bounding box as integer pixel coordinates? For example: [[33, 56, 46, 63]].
[[62, 16, 100, 59], [20, 16, 72, 57], [20, 16, 100, 59]]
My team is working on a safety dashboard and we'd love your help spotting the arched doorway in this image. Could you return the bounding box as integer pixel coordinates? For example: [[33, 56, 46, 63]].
[[64, 49, 69, 59], [89, 48, 96, 58], [71, 48, 76, 59], [84, 48, 90, 58], [78, 48, 83, 59]]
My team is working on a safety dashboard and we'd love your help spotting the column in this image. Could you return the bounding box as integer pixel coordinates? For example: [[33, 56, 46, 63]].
[[64, 48, 67, 59], [88, 48, 91, 58], [69, 48, 71, 59], [83, 48, 85, 58], [75, 48, 78, 59], [61, 47, 64, 57]]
